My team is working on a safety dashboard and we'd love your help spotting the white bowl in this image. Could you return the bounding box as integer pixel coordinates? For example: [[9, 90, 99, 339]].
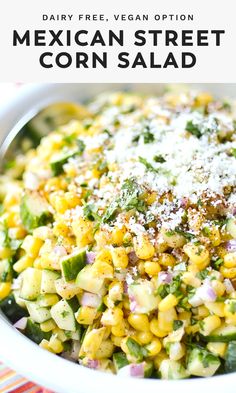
[[0, 83, 236, 393]]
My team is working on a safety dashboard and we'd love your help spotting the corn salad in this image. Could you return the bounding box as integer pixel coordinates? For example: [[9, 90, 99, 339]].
[[0, 90, 236, 379]]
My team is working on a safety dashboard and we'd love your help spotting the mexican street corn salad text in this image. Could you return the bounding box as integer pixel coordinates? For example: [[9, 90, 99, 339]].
[[0, 90, 236, 379]]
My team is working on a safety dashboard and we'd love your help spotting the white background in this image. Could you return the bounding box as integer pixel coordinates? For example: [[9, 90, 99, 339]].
[[0, 0, 235, 82]]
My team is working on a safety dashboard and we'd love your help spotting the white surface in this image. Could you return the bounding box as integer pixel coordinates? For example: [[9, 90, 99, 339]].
[[0, 83, 236, 393]]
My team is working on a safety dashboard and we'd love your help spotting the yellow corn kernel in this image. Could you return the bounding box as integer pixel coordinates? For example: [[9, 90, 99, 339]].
[[150, 318, 168, 338], [207, 342, 227, 358], [82, 327, 106, 357], [220, 266, 236, 279], [13, 256, 34, 273], [53, 221, 70, 237], [94, 229, 111, 248], [111, 319, 126, 337], [33, 226, 53, 241], [39, 339, 53, 352], [54, 195, 68, 214], [208, 226, 221, 247], [224, 252, 236, 268], [144, 261, 161, 276], [185, 324, 199, 335], [92, 261, 114, 279], [128, 314, 150, 332], [178, 311, 191, 326], [111, 335, 123, 347], [169, 342, 186, 361], [153, 350, 169, 369], [183, 243, 210, 266], [158, 253, 176, 268], [64, 192, 81, 209], [199, 315, 221, 336], [101, 307, 123, 326], [4, 193, 19, 208], [95, 249, 112, 265], [197, 306, 210, 318], [161, 230, 186, 248], [40, 319, 57, 332], [158, 308, 177, 332], [133, 234, 155, 260], [0, 247, 13, 259], [37, 254, 60, 270], [95, 340, 114, 359], [158, 294, 178, 312], [5, 211, 20, 227], [108, 281, 123, 303], [205, 302, 225, 317], [48, 335, 64, 354], [211, 280, 225, 296], [195, 92, 213, 106], [111, 226, 126, 246], [146, 338, 162, 357], [8, 227, 26, 239], [110, 247, 128, 269], [55, 279, 82, 299], [76, 306, 97, 325], [72, 217, 94, 247], [0, 282, 11, 299], [137, 331, 153, 344], [146, 191, 157, 205], [21, 235, 43, 258], [182, 272, 201, 288], [137, 261, 145, 275]]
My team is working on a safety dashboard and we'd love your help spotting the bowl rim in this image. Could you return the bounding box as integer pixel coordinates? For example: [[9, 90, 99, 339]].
[[0, 83, 236, 393]]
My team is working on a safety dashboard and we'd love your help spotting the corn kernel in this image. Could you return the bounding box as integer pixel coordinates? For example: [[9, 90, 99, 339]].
[[137, 331, 153, 344], [158, 253, 176, 268], [0, 247, 13, 259], [40, 319, 57, 332], [158, 294, 178, 312], [199, 315, 221, 336], [133, 234, 155, 260], [211, 280, 225, 296], [128, 314, 150, 331], [110, 247, 128, 269], [92, 261, 114, 279], [150, 318, 168, 338], [111, 319, 126, 337], [101, 307, 123, 326], [95, 249, 112, 265], [144, 261, 161, 276], [82, 327, 106, 357], [220, 266, 236, 279], [197, 305, 210, 318], [111, 335, 123, 347], [13, 256, 34, 273], [111, 226, 126, 246], [207, 342, 227, 358], [146, 338, 162, 357], [21, 235, 43, 258], [72, 217, 94, 247], [48, 335, 64, 354], [0, 282, 11, 299], [169, 342, 185, 361], [183, 243, 210, 266], [76, 306, 97, 325], [205, 301, 225, 317], [162, 230, 186, 248], [224, 252, 236, 268], [158, 308, 177, 332], [108, 281, 123, 303], [39, 339, 53, 352], [182, 272, 201, 288]]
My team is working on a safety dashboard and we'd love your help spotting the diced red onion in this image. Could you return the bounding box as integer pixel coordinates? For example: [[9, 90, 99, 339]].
[[225, 240, 236, 253], [158, 271, 173, 285], [87, 359, 99, 369], [224, 278, 235, 294], [198, 283, 217, 302], [86, 251, 96, 264], [129, 294, 138, 312], [232, 207, 236, 216], [53, 245, 67, 257], [118, 364, 144, 378], [130, 363, 145, 378], [128, 251, 139, 265], [14, 317, 27, 330], [180, 197, 189, 208], [81, 292, 101, 308]]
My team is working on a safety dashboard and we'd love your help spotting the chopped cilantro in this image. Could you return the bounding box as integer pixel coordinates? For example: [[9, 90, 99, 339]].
[[232, 148, 236, 158], [143, 129, 154, 144], [196, 269, 209, 280], [213, 258, 223, 269], [202, 227, 211, 237], [229, 300, 236, 314], [173, 320, 184, 331], [153, 155, 166, 163], [77, 139, 86, 154], [83, 204, 101, 222], [186, 120, 202, 138], [139, 157, 157, 172], [126, 337, 148, 361]]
